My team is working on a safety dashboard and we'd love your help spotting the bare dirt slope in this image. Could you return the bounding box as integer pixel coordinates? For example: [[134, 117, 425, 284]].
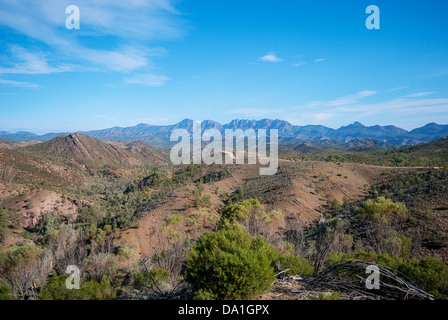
[[4, 189, 78, 227]]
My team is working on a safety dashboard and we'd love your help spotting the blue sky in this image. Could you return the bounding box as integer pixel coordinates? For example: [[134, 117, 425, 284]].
[[0, 0, 447, 134]]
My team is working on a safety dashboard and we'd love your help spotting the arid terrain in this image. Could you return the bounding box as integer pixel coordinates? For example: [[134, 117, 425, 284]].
[[1, 131, 447, 300]]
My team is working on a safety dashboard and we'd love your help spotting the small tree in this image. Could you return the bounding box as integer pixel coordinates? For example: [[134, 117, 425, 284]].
[[186, 228, 277, 300], [330, 199, 341, 211], [311, 218, 344, 275]]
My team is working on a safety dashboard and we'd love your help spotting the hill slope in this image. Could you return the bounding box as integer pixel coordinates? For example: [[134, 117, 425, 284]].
[[108, 140, 169, 164], [25, 133, 141, 165]]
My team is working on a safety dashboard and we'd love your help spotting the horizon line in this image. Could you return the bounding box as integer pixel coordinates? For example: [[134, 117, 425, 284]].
[[1, 119, 446, 136]]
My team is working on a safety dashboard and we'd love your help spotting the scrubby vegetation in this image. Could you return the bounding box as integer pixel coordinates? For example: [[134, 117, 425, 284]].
[[1, 137, 448, 301]]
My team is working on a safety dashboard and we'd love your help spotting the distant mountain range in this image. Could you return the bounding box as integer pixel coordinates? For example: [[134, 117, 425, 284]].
[[1, 119, 448, 147]]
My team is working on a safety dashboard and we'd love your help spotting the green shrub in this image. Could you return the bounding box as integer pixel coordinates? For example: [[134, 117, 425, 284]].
[[397, 256, 448, 298], [218, 198, 282, 232], [355, 197, 408, 224], [165, 215, 184, 225], [39, 275, 116, 300], [134, 269, 171, 291], [330, 199, 341, 211], [185, 228, 277, 300], [117, 245, 139, 261], [0, 286, 14, 300], [276, 254, 313, 277], [0, 243, 41, 277], [221, 198, 264, 222]]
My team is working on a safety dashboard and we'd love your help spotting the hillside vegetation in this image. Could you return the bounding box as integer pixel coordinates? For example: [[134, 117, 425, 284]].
[[0, 133, 447, 300]]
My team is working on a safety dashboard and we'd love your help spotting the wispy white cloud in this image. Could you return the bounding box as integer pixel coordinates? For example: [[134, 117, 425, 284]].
[[125, 74, 170, 87], [293, 62, 306, 67], [315, 58, 326, 62], [347, 98, 448, 115], [325, 90, 377, 107], [0, 45, 72, 75], [260, 53, 282, 63], [405, 92, 433, 98], [287, 88, 448, 128], [384, 86, 408, 92], [304, 97, 448, 121], [0, 0, 185, 78], [0, 79, 39, 88]]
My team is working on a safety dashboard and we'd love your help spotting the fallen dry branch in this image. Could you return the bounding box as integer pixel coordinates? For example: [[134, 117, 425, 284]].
[[275, 260, 435, 300]]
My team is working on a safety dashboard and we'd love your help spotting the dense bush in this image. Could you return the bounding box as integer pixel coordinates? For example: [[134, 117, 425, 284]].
[[39, 275, 116, 300], [221, 198, 264, 222], [276, 254, 314, 277], [185, 228, 277, 300], [0, 243, 41, 278], [355, 197, 408, 224]]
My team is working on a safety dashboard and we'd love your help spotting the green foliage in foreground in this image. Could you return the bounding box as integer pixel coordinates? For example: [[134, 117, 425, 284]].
[[185, 228, 277, 300], [325, 250, 448, 298], [276, 254, 314, 277], [39, 275, 116, 300]]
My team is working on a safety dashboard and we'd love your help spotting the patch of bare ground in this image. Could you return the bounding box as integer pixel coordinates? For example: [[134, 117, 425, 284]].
[[4, 189, 78, 227]]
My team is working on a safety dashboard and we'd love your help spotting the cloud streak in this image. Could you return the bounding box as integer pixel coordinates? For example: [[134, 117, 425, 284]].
[[0, 46, 72, 75], [0, 79, 40, 88], [288, 90, 448, 128], [0, 0, 185, 80], [260, 53, 282, 63], [324, 90, 377, 107], [125, 74, 170, 87], [405, 92, 433, 98]]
